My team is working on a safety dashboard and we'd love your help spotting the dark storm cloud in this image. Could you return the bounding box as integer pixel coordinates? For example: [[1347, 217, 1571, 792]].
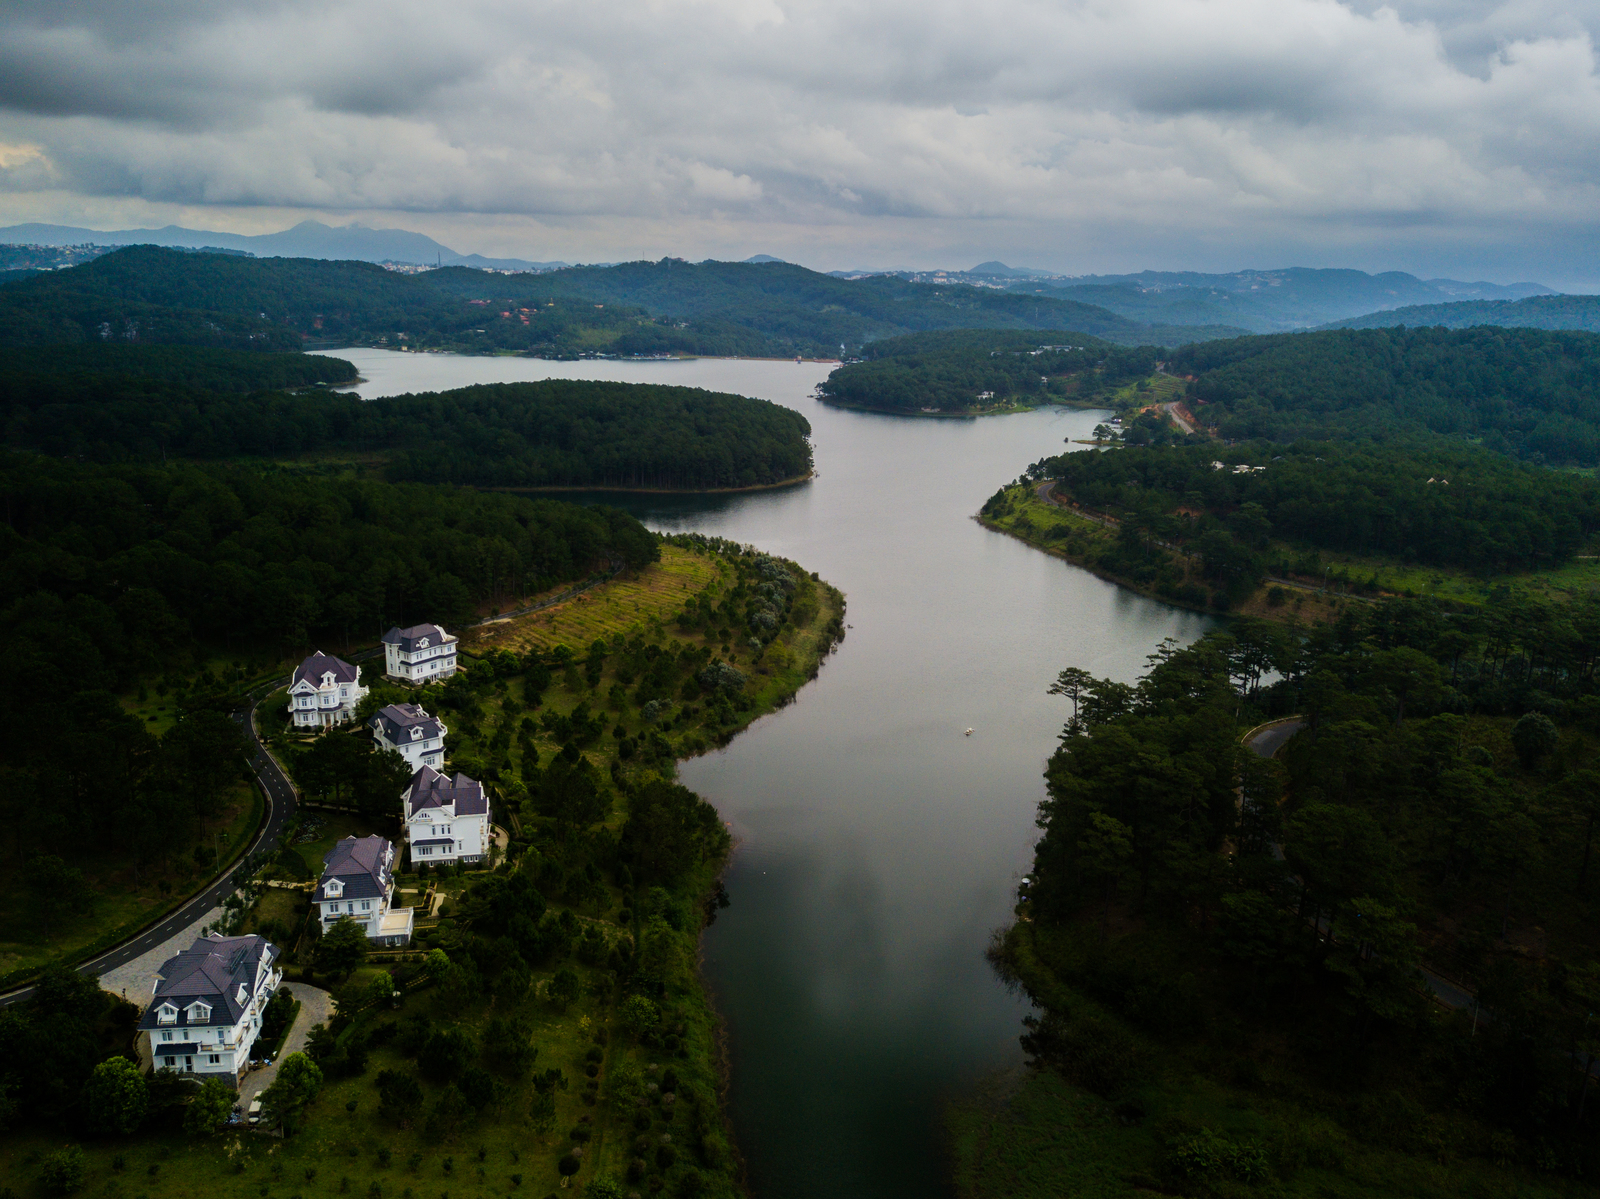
[[3, 0, 1600, 274]]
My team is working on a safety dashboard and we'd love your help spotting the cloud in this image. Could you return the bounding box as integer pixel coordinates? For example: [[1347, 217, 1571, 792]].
[[3, 0, 1600, 277]]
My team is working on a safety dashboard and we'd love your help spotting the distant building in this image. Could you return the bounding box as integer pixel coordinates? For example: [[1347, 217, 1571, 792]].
[[138, 933, 282, 1086], [381, 623, 460, 683], [287, 652, 368, 729], [402, 765, 492, 865], [370, 702, 448, 771], [315, 835, 412, 946]]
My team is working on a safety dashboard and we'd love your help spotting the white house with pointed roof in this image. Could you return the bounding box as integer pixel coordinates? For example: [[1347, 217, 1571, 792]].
[[316, 834, 413, 946], [138, 932, 282, 1085], [382, 623, 459, 683], [370, 702, 447, 771], [287, 651, 368, 729], [402, 765, 492, 865]]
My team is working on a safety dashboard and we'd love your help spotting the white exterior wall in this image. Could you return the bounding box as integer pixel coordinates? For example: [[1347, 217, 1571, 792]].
[[408, 810, 490, 863], [148, 959, 283, 1081], [288, 671, 368, 729], [385, 637, 458, 682], [375, 730, 445, 771]]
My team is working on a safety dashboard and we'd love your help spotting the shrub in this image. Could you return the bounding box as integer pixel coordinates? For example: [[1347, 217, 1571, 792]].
[[39, 1145, 86, 1195]]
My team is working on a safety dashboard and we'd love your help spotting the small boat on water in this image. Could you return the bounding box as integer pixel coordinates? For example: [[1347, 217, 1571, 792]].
[[964, 728, 974, 736]]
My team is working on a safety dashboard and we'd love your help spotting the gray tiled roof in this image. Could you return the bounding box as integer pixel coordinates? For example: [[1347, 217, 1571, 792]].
[[382, 624, 457, 653], [371, 702, 444, 745], [404, 765, 489, 818], [292, 651, 359, 689], [315, 834, 393, 903], [138, 933, 277, 1031]]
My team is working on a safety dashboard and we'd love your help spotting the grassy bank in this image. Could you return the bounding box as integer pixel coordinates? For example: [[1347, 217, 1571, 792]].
[[979, 481, 1600, 624]]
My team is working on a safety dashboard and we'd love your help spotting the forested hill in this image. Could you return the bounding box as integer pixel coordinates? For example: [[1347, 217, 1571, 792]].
[[1322, 292, 1600, 334], [817, 329, 1157, 412], [0, 453, 659, 696], [0, 245, 1244, 357], [1004, 599, 1600, 1188], [4, 344, 358, 392], [1169, 325, 1600, 464], [519, 258, 1245, 349], [1020, 439, 1600, 583], [2, 369, 813, 491]]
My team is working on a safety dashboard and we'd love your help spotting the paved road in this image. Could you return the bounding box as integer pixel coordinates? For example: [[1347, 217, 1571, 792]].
[[1161, 400, 1196, 434], [239, 982, 335, 1108], [1244, 718, 1304, 760], [0, 688, 298, 1007]]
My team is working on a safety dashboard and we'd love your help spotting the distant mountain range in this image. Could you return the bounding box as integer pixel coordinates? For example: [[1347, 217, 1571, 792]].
[[3, 218, 1594, 340], [858, 264, 1557, 333], [1321, 294, 1600, 334], [0, 220, 571, 272]]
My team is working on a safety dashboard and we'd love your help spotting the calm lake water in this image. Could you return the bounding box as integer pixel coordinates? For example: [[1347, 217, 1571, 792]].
[[318, 349, 1215, 1197]]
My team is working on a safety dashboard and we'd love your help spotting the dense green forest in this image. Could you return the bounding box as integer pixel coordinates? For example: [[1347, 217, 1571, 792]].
[[1327, 294, 1600, 335], [2, 455, 659, 680], [0, 245, 1242, 358], [988, 597, 1600, 1192], [378, 383, 812, 489], [3, 343, 358, 392], [817, 329, 1158, 412], [2, 361, 814, 490], [1170, 326, 1600, 465], [1013, 441, 1600, 593]]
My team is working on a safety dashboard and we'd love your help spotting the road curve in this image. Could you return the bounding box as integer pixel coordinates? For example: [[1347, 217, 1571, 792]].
[[0, 687, 298, 1007], [1244, 718, 1304, 759]]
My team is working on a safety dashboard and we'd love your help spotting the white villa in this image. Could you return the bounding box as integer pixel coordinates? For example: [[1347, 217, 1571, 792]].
[[138, 932, 282, 1086], [287, 652, 368, 729], [315, 835, 413, 947], [381, 623, 460, 683], [403, 765, 492, 865], [370, 702, 448, 771]]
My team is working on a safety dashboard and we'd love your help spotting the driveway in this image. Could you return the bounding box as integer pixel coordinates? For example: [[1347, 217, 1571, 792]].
[[239, 982, 335, 1106]]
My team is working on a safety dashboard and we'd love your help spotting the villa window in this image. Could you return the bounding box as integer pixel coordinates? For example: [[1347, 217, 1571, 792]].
[[161, 1030, 174, 1042]]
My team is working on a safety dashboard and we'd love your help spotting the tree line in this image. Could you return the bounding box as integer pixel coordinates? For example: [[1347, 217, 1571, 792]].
[[818, 329, 1157, 412], [1013, 595, 1600, 1181], [1169, 325, 1600, 466], [1019, 439, 1600, 588], [2, 363, 815, 490]]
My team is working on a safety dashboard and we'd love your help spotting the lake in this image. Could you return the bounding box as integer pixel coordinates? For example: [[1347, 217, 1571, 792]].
[[319, 349, 1215, 1197]]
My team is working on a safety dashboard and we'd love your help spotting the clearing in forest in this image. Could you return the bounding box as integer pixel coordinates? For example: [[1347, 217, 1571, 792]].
[[479, 543, 725, 655]]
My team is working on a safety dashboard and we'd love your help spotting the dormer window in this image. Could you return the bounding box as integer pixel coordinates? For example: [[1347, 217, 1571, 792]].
[[418, 637, 430, 648], [156, 1003, 177, 1025], [236, 984, 248, 1006], [410, 727, 423, 740], [187, 1001, 211, 1023], [325, 879, 343, 898]]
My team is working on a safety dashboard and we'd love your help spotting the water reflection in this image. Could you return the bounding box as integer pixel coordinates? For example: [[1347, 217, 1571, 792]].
[[317, 349, 1215, 1197]]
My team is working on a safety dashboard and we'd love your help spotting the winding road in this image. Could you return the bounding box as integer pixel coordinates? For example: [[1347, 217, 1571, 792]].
[[0, 687, 298, 1007]]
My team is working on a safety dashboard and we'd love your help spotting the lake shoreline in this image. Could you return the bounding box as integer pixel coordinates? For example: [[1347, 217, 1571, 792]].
[[480, 470, 816, 496]]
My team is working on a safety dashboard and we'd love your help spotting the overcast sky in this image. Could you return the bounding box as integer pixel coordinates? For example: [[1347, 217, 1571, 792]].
[[3, 0, 1600, 284]]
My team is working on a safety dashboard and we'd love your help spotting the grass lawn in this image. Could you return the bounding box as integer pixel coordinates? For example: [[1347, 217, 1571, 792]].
[[483, 544, 724, 656], [0, 780, 263, 983], [463, 542, 843, 776]]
